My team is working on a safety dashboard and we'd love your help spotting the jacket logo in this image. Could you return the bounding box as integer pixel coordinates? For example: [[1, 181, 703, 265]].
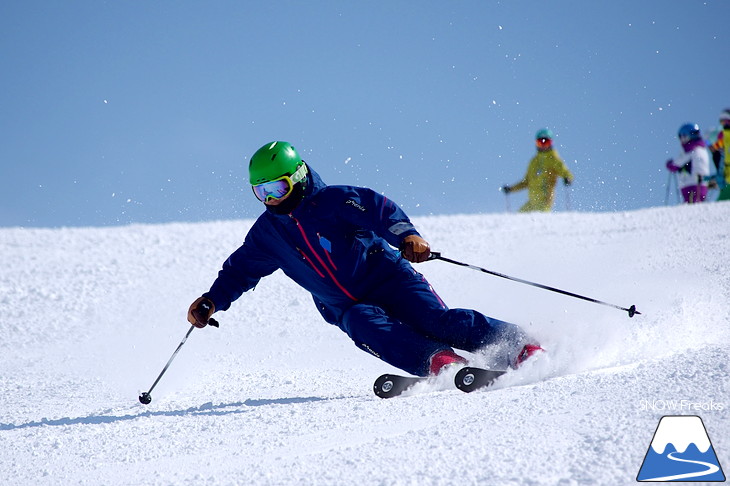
[[361, 343, 381, 358], [345, 199, 366, 212]]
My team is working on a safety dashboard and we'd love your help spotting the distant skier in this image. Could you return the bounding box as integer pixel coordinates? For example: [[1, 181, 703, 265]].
[[187, 141, 542, 377], [709, 109, 730, 201], [502, 128, 574, 212], [665, 123, 711, 204]]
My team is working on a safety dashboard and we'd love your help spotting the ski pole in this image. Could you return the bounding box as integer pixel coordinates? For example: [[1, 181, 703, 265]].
[[139, 318, 219, 405], [674, 173, 681, 204], [664, 171, 672, 206], [428, 252, 640, 318]]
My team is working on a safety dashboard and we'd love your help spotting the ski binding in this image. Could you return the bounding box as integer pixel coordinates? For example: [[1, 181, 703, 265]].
[[373, 374, 427, 399], [454, 367, 506, 393]]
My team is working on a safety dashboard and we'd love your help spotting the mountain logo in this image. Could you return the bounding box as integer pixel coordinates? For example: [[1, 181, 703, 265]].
[[637, 415, 725, 482]]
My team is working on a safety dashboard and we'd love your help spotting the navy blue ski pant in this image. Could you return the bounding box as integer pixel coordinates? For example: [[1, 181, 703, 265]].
[[337, 264, 527, 376]]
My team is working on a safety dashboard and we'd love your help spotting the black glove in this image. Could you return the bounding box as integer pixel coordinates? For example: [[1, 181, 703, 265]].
[[187, 296, 215, 328], [563, 178, 572, 186], [501, 185, 512, 194]]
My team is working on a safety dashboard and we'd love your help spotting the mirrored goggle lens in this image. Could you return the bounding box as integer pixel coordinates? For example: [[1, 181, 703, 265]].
[[536, 138, 551, 147], [252, 178, 292, 202]]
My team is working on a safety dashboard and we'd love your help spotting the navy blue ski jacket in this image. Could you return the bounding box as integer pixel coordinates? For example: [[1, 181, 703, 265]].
[[204, 166, 422, 324]]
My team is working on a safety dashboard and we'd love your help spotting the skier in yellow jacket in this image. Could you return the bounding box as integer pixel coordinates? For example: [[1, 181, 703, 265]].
[[502, 128, 574, 212], [709, 108, 730, 201]]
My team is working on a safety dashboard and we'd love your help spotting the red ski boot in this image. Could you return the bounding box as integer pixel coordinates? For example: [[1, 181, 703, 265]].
[[514, 344, 545, 368], [429, 349, 468, 375]]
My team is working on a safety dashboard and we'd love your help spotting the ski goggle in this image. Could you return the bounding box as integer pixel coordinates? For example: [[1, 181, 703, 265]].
[[252, 163, 308, 202], [536, 138, 552, 149]]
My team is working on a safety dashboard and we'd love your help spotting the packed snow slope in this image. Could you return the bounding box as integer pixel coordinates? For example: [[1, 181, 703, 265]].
[[1, 203, 729, 485]]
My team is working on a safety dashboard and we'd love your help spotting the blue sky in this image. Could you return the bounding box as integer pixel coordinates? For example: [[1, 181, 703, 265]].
[[1, 1, 727, 227]]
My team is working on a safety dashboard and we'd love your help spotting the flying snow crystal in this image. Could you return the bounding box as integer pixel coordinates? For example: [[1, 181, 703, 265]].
[[103, 100, 108, 104], [344, 157, 351, 165]]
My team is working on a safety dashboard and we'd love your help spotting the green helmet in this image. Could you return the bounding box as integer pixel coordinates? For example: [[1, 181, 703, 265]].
[[535, 128, 554, 140], [249, 141, 304, 185]]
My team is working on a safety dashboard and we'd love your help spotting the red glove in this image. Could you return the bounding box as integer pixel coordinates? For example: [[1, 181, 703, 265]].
[[187, 297, 215, 328], [401, 235, 431, 263]]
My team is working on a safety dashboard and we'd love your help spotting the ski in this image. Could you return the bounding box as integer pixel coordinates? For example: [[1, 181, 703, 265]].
[[374, 366, 508, 398], [373, 373, 427, 399], [454, 367, 506, 393]]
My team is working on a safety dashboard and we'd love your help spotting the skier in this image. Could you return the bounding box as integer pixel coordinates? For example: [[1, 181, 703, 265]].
[[709, 109, 730, 201], [502, 129, 574, 212], [665, 123, 711, 204], [187, 141, 542, 377]]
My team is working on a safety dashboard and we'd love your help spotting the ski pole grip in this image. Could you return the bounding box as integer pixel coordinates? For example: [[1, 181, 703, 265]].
[[428, 251, 442, 261]]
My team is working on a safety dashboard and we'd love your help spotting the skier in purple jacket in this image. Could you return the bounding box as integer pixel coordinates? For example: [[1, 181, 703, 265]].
[[188, 141, 542, 377]]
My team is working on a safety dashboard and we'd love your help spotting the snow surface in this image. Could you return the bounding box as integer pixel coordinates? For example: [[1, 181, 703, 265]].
[[1, 203, 729, 485]]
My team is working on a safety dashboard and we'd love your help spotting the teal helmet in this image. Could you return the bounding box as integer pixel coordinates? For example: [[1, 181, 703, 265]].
[[249, 141, 304, 185], [535, 128, 554, 140]]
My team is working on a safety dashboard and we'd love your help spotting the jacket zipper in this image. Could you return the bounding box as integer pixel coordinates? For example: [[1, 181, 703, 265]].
[[297, 248, 325, 278], [317, 233, 339, 271], [290, 215, 357, 302]]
